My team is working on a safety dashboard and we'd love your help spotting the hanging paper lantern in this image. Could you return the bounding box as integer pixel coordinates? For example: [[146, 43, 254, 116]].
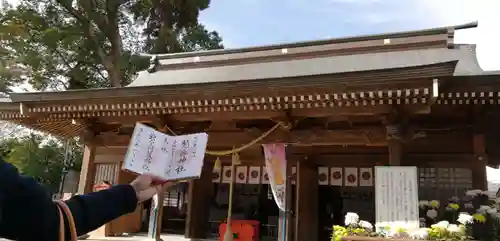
[[214, 157, 222, 170], [232, 152, 241, 165]]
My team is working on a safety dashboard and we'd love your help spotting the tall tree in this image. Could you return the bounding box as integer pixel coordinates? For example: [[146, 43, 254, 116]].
[[0, 0, 223, 92], [127, 0, 223, 53]]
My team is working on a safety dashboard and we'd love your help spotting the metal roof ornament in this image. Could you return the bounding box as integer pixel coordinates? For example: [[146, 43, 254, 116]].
[[147, 55, 159, 73]]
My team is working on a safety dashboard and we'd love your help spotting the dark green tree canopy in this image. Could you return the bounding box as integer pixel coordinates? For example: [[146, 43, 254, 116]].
[[0, 0, 223, 93], [0, 0, 223, 194], [0, 134, 83, 194]]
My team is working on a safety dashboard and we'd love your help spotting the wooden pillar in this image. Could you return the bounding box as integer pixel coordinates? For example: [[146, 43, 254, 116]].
[[472, 134, 488, 190], [185, 160, 214, 238], [278, 157, 293, 241], [295, 158, 318, 241], [386, 124, 403, 166], [78, 144, 96, 194]]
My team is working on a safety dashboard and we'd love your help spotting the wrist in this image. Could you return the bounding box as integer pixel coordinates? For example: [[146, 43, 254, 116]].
[[129, 183, 141, 202]]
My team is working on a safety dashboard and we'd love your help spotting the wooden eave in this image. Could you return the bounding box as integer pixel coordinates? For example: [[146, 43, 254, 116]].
[[1, 21, 493, 141], [7, 62, 456, 118]]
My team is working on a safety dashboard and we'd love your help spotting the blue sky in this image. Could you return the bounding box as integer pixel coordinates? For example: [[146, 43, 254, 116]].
[[200, 0, 431, 48], [198, 0, 500, 72]]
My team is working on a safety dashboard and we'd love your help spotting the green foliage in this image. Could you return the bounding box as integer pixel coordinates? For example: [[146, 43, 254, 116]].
[[0, 134, 83, 194], [126, 0, 223, 54], [0, 0, 223, 92]]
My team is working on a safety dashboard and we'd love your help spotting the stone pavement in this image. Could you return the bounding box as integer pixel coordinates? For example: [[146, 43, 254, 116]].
[[85, 234, 215, 241], [1, 233, 212, 241]]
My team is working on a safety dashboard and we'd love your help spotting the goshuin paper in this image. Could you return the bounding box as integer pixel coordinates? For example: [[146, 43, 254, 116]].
[[122, 123, 208, 181]]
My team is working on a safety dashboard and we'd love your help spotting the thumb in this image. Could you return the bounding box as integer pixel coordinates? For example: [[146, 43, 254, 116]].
[[137, 186, 159, 202]]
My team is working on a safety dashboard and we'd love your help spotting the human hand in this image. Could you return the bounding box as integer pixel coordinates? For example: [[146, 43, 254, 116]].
[[130, 175, 178, 202]]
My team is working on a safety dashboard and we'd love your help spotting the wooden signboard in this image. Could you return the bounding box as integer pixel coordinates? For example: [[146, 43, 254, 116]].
[[122, 123, 208, 181], [375, 166, 419, 230]]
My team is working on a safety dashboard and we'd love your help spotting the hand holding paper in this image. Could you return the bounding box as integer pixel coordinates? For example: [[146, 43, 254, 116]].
[[130, 174, 180, 202], [122, 123, 208, 182]]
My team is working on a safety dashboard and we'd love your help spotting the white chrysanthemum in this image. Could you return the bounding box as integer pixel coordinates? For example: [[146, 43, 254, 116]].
[[359, 220, 373, 231], [464, 202, 474, 209], [477, 205, 492, 214], [491, 212, 500, 219], [447, 224, 462, 233], [431, 221, 449, 229], [409, 228, 429, 240], [487, 208, 498, 214], [344, 212, 359, 226], [457, 212, 474, 225], [418, 200, 429, 207], [387, 225, 409, 239], [426, 209, 438, 219], [419, 218, 426, 227], [375, 224, 390, 234], [466, 189, 483, 196], [484, 191, 496, 198]]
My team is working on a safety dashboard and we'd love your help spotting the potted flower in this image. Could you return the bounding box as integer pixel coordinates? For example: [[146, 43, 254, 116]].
[[419, 189, 500, 241], [331, 212, 377, 241], [334, 213, 472, 241]]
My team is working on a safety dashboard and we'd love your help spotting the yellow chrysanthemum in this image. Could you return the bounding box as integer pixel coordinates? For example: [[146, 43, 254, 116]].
[[448, 203, 460, 210], [473, 213, 486, 223], [393, 225, 407, 233], [430, 200, 440, 208], [331, 225, 347, 241]]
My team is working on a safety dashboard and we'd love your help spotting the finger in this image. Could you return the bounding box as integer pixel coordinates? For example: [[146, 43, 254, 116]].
[[139, 174, 156, 181], [155, 185, 162, 193], [138, 186, 159, 202]]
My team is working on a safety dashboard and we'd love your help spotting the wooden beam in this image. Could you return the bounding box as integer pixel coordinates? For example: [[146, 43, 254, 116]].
[[386, 124, 403, 165], [91, 104, 433, 124], [207, 121, 239, 131], [95, 127, 388, 147], [169, 110, 287, 122], [205, 153, 476, 167]]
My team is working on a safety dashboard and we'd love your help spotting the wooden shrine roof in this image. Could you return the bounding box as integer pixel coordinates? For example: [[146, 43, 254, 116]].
[[128, 46, 475, 87], [2, 21, 500, 144]]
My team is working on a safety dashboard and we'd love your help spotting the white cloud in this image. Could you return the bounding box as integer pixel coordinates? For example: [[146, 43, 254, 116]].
[[417, 0, 500, 71]]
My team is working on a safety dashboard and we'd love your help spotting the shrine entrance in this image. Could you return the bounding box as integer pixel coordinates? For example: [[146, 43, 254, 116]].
[[209, 183, 281, 239], [1, 21, 496, 241]]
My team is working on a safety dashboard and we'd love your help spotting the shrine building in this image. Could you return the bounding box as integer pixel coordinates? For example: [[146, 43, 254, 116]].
[[1, 21, 499, 241]]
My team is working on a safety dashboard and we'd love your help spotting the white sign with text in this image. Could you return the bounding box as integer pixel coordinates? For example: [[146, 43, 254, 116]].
[[375, 166, 419, 230], [122, 123, 208, 181]]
